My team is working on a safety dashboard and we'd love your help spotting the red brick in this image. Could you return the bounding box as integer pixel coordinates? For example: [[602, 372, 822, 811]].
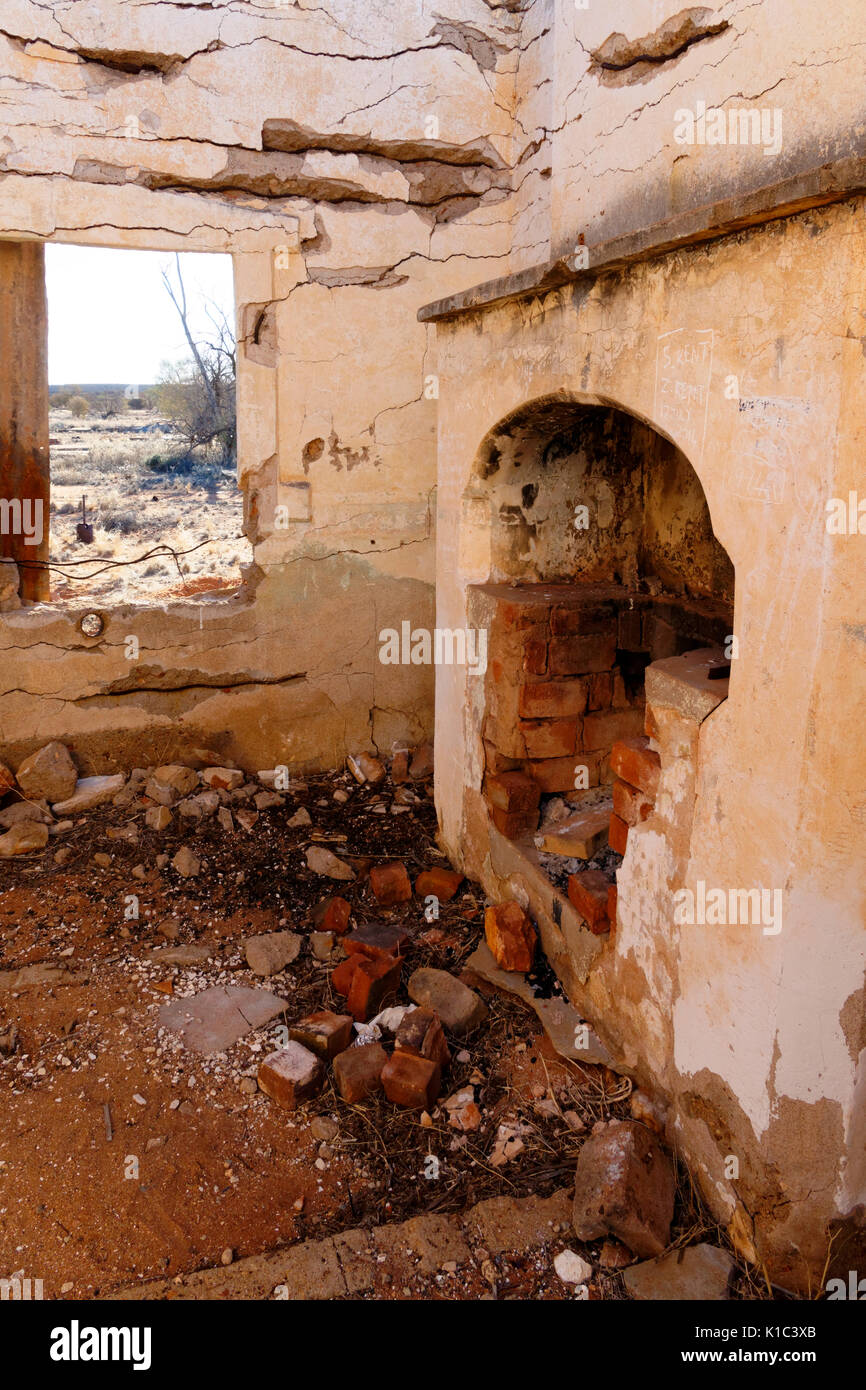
[[526, 755, 601, 794], [548, 632, 617, 676], [483, 741, 520, 775], [613, 777, 654, 826], [607, 883, 618, 928], [484, 901, 536, 972], [518, 718, 578, 759], [609, 737, 661, 797], [394, 1007, 450, 1070], [518, 680, 587, 719], [333, 1042, 388, 1102], [567, 870, 610, 933], [550, 603, 615, 636], [381, 1051, 441, 1109], [484, 770, 541, 814], [586, 672, 613, 712], [523, 636, 548, 675], [369, 861, 412, 906], [582, 708, 646, 751], [344, 922, 408, 961], [257, 1043, 324, 1109], [490, 806, 539, 839], [414, 867, 464, 902], [608, 813, 629, 856], [289, 1009, 353, 1060], [331, 955, 362, 997], [312, 895, 352, 934], [346, 954, 401, 1022], [390, 750, 410, 783]]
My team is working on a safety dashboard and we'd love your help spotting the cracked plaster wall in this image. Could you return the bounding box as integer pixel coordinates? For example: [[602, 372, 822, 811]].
[[432, 200, 866, 1291], [0, 0, 528, 770]]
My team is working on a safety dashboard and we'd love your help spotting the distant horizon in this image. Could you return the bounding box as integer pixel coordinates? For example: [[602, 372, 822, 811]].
[[45, 246, 235, 385]]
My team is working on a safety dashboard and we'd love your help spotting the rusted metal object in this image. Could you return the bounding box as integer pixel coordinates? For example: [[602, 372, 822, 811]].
[[76, 495, 94, 544]]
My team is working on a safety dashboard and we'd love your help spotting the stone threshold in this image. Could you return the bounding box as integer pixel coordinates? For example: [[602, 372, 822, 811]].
[[109, 1188, 573, 1301], [418, 152, 866, 323]]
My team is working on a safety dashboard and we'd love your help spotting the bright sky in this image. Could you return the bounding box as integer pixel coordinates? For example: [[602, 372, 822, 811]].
[[45, 246, 235, 387]]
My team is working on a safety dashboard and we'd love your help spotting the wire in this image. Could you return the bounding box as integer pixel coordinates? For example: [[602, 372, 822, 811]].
[[12, 538, 221, 582]]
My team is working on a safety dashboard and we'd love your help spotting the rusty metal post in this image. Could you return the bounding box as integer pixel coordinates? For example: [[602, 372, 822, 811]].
[[0, 240, 50, 601]]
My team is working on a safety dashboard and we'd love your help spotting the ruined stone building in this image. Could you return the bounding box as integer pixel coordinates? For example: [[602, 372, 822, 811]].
[[1, 0, 865, 1295]]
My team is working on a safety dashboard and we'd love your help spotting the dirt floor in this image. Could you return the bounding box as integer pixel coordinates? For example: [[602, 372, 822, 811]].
[[0, 761, 753, 1301], [47, 406, 249, 605]]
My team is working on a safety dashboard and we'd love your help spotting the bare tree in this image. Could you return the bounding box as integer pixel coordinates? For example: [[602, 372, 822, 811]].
[[159, 254, 236, 460]]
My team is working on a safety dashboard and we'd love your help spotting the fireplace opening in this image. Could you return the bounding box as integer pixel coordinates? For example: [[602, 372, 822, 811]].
[[467, 397, 735, 927]]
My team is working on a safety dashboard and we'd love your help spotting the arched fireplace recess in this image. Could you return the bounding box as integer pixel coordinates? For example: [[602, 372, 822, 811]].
[[466, 396, 734, 928]]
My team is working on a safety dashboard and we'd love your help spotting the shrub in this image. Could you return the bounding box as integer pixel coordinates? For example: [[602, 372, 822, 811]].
[[69, 395, 90, 418]]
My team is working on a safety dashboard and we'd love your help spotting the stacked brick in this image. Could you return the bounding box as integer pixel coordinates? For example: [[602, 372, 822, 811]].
[[481, 586, 646, 836], [566, 733, 662, 936], [479, 583, 723, 842]]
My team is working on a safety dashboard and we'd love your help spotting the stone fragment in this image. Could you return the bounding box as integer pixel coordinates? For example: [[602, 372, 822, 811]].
[[572, 1120, 676, 1259], [93, 851, 111, 867], [629, 1089, 667, 1135], [148, 945, 212, 966], [310, 931, 334, 960], [289, 1009, 353, 1060], [145, 805, 172, 831], [145, 778, 178, 807], [52, 774, 125, 813], [0, 821, 49, 856], [245, 931, 302, 976], [484, 901, 536, 972], [407, 968, 488, 1036], [236, 810, 258, 831], [312, 896, 351, 934], [382, 1050, 441, 1109], [153, 764, 199, 795], [599, 1239, 634, 1269], [16, 742, 77, 802], [306, 846, 355, 880], [567, 870, 610, 933], [554, 1250, 593, 1285], [368, 861, 412, 906], [347, 955, 401, 1022], [201, 766, 244, 790], [490, 1120, 530, 1166], [177, 790, 220, 820], [344, 922, 408, 961], [394, 1007, 450, 1070], [254, 791, 285, 811], [288, 806, 312, 827], [444, 1086, 481, 1131], [257, 1043, 324, 1109], [106, 822, 138, 843], [172, 846, 201, 877], [623, 1244, 734, 1300], [333, 1042, 388, 1102], [0, 800, 52, 828], [159, 985, 285, 1054], [414, 867, 464, 901], [217, 806, 234, 832]]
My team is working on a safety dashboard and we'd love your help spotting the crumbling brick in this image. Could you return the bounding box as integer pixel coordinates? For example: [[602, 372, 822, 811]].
[[394, 1007, 450, 1070], [490, 806, 539, 839], [414, 867, 464, 901], [610, 736, 661, 797], [369, 861, 412, 906], [333, 1042, 388, 1103], [344, 922, 408, 961], [257, 1043, 324, 1110], [572, 1119, 676, 1258], [346, 955, 401, 1022], [518, 680, 587, 719], [548, 633, 617, 675], [312, 896, 352, 934], [608, 813, 629, 856], [567, 870, 610, 934], [484, 771, 541, 814], [582, 708, 646, 751], [289, 1010, 353, 1060], [484, 901, 536, 971], [517, 718, 578, 759], [613, 777, 654, 826], [382, 1051, 441, 1109]]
